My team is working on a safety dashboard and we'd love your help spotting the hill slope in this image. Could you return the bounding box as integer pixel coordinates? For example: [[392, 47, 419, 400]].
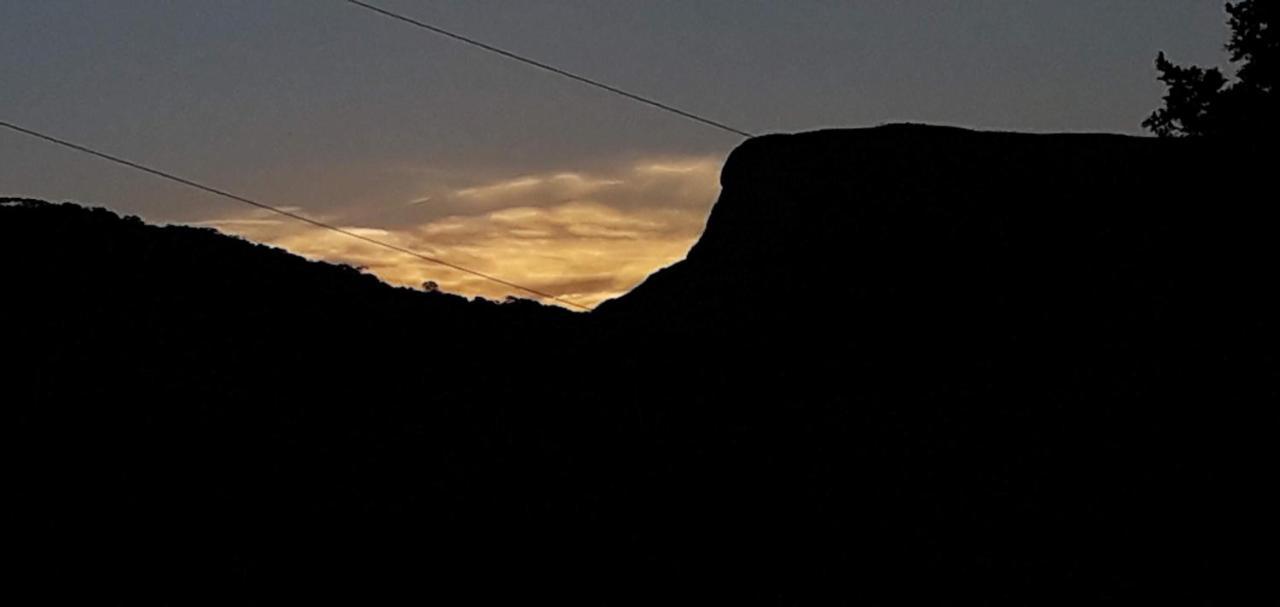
[[5, 125, 1273, 604]]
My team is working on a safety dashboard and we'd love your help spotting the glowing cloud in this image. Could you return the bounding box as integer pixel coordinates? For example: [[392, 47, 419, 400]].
[[199, 156, 721, 309]]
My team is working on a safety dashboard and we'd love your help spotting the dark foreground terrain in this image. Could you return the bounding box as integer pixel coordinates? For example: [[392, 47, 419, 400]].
[[4, 125, 1273, 604]]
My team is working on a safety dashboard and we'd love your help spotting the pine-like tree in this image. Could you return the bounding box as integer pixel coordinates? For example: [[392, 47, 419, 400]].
[[1144, 0, 1276, 137]]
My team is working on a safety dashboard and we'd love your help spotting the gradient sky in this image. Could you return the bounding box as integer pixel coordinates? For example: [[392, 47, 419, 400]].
[[1, 1, 1235, 307]]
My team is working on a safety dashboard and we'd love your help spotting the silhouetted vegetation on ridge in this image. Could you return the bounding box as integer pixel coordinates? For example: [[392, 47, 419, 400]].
[[1145, 0, 1276, 137], [5, 124, 1273, 605]]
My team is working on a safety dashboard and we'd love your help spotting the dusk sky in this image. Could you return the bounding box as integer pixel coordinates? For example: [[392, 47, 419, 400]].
[[1, 1, 1233, 307]]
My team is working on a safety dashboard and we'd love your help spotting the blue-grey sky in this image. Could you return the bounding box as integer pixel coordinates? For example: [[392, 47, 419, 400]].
[[1, 1, 1234, 305]]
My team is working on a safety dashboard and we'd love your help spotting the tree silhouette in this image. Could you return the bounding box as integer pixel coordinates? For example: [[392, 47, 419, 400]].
[[1144, 0, 1276, 137]]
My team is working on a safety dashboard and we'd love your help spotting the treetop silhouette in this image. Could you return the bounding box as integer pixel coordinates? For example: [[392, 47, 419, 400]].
[[1145, 0, 1276, 137]]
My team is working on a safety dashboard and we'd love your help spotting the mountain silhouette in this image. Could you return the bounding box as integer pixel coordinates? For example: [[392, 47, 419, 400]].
[[4, 125, 1271, 605]]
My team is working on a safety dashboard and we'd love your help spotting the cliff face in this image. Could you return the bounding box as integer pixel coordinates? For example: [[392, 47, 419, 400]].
[[5, 125, 1273, 604], [605, 125, 1270, 330], [600, 124, 1274, 459], [588, 125, 1274, 603]]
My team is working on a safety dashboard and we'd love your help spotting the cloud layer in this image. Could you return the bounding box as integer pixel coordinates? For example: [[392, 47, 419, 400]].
[[197, 156, 721, 309]]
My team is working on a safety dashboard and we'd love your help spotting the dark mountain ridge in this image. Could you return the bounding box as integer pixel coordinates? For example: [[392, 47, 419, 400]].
[[4, 125, 1272, 604]]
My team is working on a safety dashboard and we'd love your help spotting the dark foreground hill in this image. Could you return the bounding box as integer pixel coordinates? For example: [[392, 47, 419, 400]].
[[4, 125, 1273, 605]]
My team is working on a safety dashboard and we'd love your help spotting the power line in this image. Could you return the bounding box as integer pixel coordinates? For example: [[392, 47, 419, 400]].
[[0, 120, 593, 311], [341, 0, 755, 139]]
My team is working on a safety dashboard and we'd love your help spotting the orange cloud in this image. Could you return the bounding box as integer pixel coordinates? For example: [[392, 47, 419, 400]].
[[196, 156, 720, 309]]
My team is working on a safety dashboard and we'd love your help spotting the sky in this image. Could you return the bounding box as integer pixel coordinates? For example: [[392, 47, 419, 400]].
[[1, 1, 1234, 308]]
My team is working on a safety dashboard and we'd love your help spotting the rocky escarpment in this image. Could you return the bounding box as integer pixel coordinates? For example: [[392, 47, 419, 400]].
[[604, 124, 1272, 334], [592, 124, 1274, 602]]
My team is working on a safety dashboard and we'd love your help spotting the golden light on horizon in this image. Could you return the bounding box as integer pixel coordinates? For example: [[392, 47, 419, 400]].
[[197, 156, 722, 309]]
